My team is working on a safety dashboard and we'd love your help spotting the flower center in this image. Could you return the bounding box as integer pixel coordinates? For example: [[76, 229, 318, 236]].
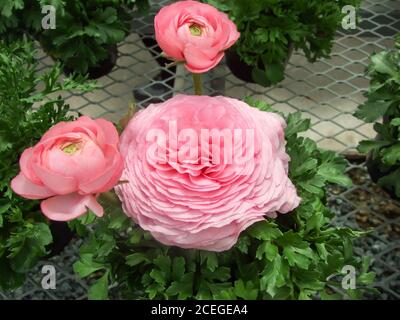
[[189, 23, 203, 36], [61, 142, 80, 154]]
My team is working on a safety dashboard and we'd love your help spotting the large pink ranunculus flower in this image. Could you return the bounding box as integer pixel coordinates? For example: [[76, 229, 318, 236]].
[[154, 0, 240, 73], [115, 95, 300, 252], [11, 116, 124, 221]]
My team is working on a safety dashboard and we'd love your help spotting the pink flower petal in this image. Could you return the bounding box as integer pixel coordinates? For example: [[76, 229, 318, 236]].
[[79, 145, 124, 194], [183, 45, 224, 73], [116, 95, 301, 252], [41, 193, 104, 221], [11, 173, 55, 199], [154, 0, 239, 73], [95, 118, 120, 147], [33, 162, 78, 195]]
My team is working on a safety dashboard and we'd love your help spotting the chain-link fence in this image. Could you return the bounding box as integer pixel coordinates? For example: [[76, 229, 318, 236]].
[[1, 0, 399, 300]]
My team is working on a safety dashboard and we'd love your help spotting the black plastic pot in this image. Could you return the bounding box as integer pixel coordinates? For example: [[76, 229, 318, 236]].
[[225, 43, 294, 85], [46, 221, 75, 258], [63, 44, 118, 80], [225, 49, 255, 83]]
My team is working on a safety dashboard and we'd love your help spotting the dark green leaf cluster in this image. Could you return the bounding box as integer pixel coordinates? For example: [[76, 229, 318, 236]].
[[73, 99, 374, 300], [0, 0, 149, 74], [0, 0, 66, 42], [0, 39, 95, 290], [204, 0, 362, 86], [354, 34, 400, 197]]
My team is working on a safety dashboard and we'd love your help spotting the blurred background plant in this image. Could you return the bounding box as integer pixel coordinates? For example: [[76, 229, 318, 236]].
[[355, 33, 400, 199], [204, 0, 363, 87], [0, 0, 149, 78]]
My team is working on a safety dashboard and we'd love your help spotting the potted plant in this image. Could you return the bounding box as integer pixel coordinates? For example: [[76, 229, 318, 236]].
[[71, 99, 374, 300], [204, 0, 362, 86], [8, 1, 375, 300], [354, 34, 400, 199], [0, 39, 95, 290], [36, 0, 144, 79], [0, 0, 149, 79]]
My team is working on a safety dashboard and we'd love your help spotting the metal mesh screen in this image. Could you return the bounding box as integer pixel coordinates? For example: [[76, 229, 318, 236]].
[[1, 0, 399, 300]]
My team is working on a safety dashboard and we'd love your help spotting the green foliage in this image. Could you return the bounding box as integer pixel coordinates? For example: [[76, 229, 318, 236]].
[[204, 0, 362, 86], [354, 34, 400, 197], [73, 100, 374, 300], [0, 39, 95, 290], [0, 0, 149, 74]]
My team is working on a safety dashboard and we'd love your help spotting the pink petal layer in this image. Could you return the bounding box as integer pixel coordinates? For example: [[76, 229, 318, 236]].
[[116, 95, 301, 252], [33, 163, 78, 195], [11, 173, 55, 199], [41, 193, 104, 221]]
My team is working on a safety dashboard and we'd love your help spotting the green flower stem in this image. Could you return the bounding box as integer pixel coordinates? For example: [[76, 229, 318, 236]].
[[192, 73, 203, 95], [98, 191, 120, 205]]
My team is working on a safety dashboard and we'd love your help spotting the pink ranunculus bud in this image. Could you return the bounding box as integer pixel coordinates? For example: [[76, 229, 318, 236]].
[[11, 116, 124, 221], [154, 0, 240, 73], [115, 95, 301, 252]]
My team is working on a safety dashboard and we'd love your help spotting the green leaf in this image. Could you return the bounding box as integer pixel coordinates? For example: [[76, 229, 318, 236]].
[[0, 0, 24, 18], [390, 118, 400, 126], [108, 209, 129, 230], [358, 272, 375, 285], [248, 221, 282, 241], [378, 168, 400, 198], [209, 283, 236, 300], [196, 281, 212, 300], [8, 223, 52, 273], [316, 243, 328, 261], [260, 255, 287, 297], [165, 273, 194, 299], [153, 255, 171, 274], [145, 282, 163, 299], [234, 279, 258, 300], [245, 97, 272, 112], [77, 210, 97, 225], [88, 272, 109, 300], [171, 257, 185, 280], [278, 231, 315, 269], [201, 252, 218, 272], [128, 228, 143, 244], [320, 291, 343, 300], [317, 162, 352, 186], [354, 100, 391, 122], [0, 203, 9, 227], [371, 51, 398, 78], [202, 266, 231, 282], [252, 67, 271, 87], [256, 242, 278, 261], [265, 63, 285, 84], [0, 257, 25, 290], [358, 140, 390, 154], [283, 246, 313, 269], [381, 143, 400, 166], [73, 253, 104, 277], [285, 112, 311, 138], [150, 268, 167, 286], [126, 253, 149, 267], [235, 235, 251, 254]]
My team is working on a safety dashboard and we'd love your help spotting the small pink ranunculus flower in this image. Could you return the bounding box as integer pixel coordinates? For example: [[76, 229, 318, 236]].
[[11, 116, 124, 221], [154, 0, 240, 73], [115, 95, 301, 252]]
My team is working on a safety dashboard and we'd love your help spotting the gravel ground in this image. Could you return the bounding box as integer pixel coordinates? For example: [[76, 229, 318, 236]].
[[328, 160, 400, 299], [1, 161, 399, 300]]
